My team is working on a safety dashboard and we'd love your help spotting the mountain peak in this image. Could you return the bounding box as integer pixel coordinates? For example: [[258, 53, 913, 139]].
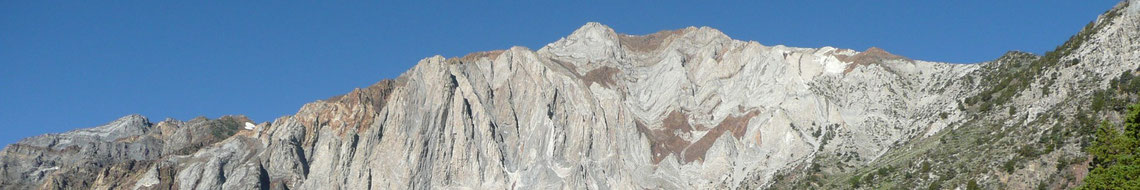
[[864, 46, 886, 53], [95, 114, 150, 131], [542, 23, 735, 62], [690, 26, 730, 39], [566, 22, 617, 42], [7, 2, 1140, 189], [576, 22, 614, 32], [860, 47, 903, 59], [539, 22, 622, 62]]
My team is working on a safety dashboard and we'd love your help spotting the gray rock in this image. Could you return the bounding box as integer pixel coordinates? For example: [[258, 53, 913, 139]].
[[3, 0, 1139, 189]]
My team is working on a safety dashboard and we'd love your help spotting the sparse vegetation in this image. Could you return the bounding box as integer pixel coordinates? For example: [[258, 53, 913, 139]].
[[209, 116, 243, 139], [962, 5, 1124, 114], [766, 6, 1137, 189]]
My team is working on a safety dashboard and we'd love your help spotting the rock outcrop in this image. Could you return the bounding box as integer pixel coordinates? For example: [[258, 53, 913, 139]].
[[3, 1, 1139, 189]]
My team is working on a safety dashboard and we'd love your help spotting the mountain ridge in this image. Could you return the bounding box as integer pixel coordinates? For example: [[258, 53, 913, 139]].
[[2, 0, 1139, 189]]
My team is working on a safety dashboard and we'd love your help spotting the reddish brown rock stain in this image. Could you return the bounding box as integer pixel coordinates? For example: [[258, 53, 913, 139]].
[[617, 29, 685, 52], [635, 110, 761, 164], [681, 111, 760, 163], [836, 47, 910, 74], [581, 67, 620, 88], [635, 110, 694, 164], [306, 79, 401, 136]]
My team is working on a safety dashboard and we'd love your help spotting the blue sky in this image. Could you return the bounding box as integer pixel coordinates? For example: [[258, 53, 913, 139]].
[[0, 1, 1120, 145]]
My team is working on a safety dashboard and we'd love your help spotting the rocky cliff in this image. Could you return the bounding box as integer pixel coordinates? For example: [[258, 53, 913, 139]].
[[3, 1, 1139, 189]]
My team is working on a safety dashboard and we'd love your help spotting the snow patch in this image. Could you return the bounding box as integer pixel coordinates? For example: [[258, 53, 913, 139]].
[[244, 122, 256, 130]]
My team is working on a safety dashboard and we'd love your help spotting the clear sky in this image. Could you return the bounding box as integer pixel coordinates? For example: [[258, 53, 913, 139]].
[[0, 1, 1121, 145]]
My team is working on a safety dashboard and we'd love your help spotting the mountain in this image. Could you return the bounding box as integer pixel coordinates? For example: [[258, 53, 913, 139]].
[[3, 1, 1139, 189]]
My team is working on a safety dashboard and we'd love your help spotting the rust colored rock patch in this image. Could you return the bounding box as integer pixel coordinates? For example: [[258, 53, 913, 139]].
[[836, 47, 911, 74], [309, 79, 401, 136], [618, 29, 684, 52], [582, 66, 620, 88], [635, 109, 760, 164], [635, 110, 695, 164], [681, 111, 760, 163]]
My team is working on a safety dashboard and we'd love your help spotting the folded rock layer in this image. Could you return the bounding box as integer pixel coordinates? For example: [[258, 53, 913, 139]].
[[3, 1, 1140, 189]]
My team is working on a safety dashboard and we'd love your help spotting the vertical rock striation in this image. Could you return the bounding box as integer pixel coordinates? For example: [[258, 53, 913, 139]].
[[3, 1, 1139, 189]]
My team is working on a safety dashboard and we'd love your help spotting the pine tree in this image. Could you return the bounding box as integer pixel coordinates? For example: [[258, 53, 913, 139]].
[[1080, 103, 1140, 189]]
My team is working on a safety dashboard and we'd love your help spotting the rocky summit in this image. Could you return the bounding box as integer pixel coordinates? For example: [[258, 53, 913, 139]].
[[4, 1, 1140, 189]]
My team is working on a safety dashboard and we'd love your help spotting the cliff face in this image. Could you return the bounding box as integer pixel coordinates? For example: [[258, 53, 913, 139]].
[[3, 1, 1139, 189]]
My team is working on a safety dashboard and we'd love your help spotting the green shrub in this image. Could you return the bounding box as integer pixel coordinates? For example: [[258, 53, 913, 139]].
[[849, 175, 862, 188], [927, 179, 942, 190], [209, 118, 241, 139], [920, 162, 932, 174], [877, 167, 892, 176], [1004, 158, 1019, 173], [1092, 91, 1109, 111]]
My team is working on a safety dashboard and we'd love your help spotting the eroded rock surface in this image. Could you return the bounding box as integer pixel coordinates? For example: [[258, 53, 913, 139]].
[[3, 1, 1140, 189]]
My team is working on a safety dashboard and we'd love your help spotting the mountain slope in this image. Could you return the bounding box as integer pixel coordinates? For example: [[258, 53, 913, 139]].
[[771, 1, 1140, 189], [2, 1, 1139, 189]]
